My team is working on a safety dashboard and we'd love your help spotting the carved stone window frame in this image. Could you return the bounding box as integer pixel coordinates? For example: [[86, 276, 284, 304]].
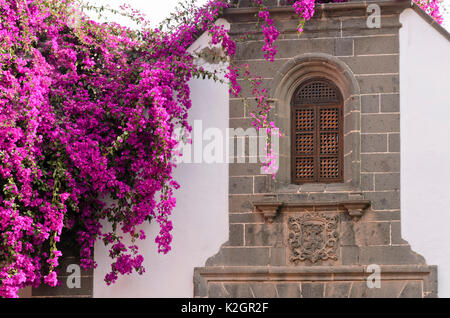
[[268, 53, 362, 193], [290, 78, 344, 184]]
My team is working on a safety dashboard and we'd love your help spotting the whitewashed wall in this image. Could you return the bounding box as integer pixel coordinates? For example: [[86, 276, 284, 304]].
[[93, 22, 230, 297], [400, 8, 450, 298]]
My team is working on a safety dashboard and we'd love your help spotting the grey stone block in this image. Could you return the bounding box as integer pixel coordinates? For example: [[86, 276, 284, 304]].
[[229, 195, 257, 212], [227, 224, 244, 246], [277, 193, 309, 203], [354, 222, 391, 246], [335, 38, 354, 56], [270, 247, 287, 266], [426, 265, 438, 298], [276, 39, 335, 59], [341, 246, 359, 265], [229, 212, 265, 224], [230, 22, 263, 35], [238, 0, 277, 7], [363, 210, 401, 222], [391, 221, 408, 245], [206, 247, 270, 266], [388, 133, 400, 152], [273, 18, 341, 39], [276, 283, 301, 298], [254, 176, 268, 194], [223, 283, 254, 298], [350, 281, 408, 298], [230, 100, 245, 118], [230, 163, 262, 176], [229, 117, 253, 130], [308, 192, 350, 202], [358, 246, 426, 265], [354, 36, 399, 55], [229, 176, 253, 194], [381, 94, 400, 112], [362, 114, 400, 133], [276, 183, 301, 194], [245, 223, 283, 246], [363, 191, 400, 210], [361, 153, 400, 172], [357, 75, 399, 94], [236, 38, 335, 60], [361, 173, 375, 191], [340, 222, 356, 246], [301, 283, 325, 298], [342, 16, 401, 37], [300, 183, 327, 192], [238, 79, 273, 98], [375, 173, 400, 191], [234, 59, 287, 79], [209, 283, 229, 298], [325, 282, 352, 298], [325, 183, 356, 192], [340, 55, 398, 74], [193, 272, 206, 297], [361, 134, 388, 153], [250, 283, 278, 298], [399, 281, 423, 298], [361, 95, 379, 113]]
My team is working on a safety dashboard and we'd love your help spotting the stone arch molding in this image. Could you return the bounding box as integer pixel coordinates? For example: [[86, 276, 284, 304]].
[[269, 53, 362, 190]]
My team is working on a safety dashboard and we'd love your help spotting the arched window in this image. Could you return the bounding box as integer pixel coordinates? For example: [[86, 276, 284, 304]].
[[291, 79, 344, 184]]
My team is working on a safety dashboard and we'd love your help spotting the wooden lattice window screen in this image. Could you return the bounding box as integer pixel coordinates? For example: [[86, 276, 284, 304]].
[[291, 79, 343, 184]]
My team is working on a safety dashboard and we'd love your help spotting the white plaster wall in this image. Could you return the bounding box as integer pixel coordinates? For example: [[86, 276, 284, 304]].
[[400, 8, 450, 298], [93, 23, 230, 297]]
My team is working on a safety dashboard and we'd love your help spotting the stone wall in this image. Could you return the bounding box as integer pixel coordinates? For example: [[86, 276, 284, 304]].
[[194, 0, 437, 298]]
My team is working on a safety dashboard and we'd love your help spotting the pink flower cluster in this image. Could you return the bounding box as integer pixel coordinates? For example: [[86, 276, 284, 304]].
[[414, 0, 444, 24], [292, 0, 316, 32], [256, 3, 280, 62]]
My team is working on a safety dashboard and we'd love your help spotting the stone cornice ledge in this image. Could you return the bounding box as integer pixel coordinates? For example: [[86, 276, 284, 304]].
[[253, 199, 371, 223], [223, 0, 412, 17], [193, 264, 437, 298]]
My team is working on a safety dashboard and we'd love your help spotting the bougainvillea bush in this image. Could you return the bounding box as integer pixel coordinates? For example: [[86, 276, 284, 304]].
[[0, 0, 444, 298]]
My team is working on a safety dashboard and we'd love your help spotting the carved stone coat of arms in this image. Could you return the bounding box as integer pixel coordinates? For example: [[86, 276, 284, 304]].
[[288, 213, 339, 264]]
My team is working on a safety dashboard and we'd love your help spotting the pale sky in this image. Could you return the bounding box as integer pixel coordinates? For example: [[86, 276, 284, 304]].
[[88, 0, 209, 27], [442, 0, 450, 31], [89, 0, 449, 31]]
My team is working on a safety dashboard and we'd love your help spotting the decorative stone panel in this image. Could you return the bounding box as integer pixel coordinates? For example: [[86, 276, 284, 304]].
[[288, 212, 340, 264]]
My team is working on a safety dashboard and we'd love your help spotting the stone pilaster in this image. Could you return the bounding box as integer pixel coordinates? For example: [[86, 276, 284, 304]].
[[194, 0, 437, 298]]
